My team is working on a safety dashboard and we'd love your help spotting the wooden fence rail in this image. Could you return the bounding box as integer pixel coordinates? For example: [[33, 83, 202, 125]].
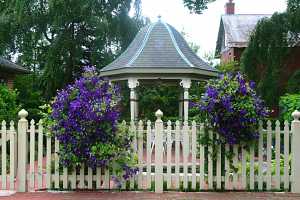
[[1, 109, 300, 193]]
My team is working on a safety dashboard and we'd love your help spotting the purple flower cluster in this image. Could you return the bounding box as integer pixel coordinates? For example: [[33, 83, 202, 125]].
[[51, 66, 136, 180], [197, 72, 268, 145]]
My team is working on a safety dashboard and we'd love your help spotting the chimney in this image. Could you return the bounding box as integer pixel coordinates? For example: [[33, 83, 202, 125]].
[[225, 0, 235, 15]]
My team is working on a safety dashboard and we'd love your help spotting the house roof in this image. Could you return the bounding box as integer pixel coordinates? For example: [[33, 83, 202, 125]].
[[0, 57, 30, 74], [215, 14, 271, 57], [100, 20, 218, 80]]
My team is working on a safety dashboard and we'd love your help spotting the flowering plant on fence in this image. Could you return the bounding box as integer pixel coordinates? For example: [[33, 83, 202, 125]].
[[197, 72, 268, 145], [51, 66, 137, 183]]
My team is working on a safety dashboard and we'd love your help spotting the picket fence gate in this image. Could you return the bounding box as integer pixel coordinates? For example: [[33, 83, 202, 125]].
[[1, 109, 300, 193]]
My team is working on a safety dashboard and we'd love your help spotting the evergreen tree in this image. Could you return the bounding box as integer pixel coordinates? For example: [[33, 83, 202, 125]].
[[0, 0, 144, 99], [241, 0, 300, 107]]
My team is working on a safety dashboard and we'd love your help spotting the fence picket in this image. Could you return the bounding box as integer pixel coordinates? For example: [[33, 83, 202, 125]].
[[54, 138, 60, 189], [199, 123, 205, 190], [284, 121, 290, 190], [79, 165, 85, 189], [9, 121, 15, 190], [130, 121, 137, 190], [241, 148, 247, 189], [104, 168, 109, 189], [70, 167, 76, 189], [191, 121, 197, 190], [233, 145, 238, 190], [208, 130, 213, 190], [146, 120, 152, 189], [250, 145, 255, 190], [166, 120, 172, 189], [275, 120, 281, 190], [96, 167, 101, 189], [2, 121, 7, 190], [267, 120, 272, 190], [175, 121, 180, 189], [38, 120, 43, 189], [63, 167, 68, 189], [258, 121, 263, 190], [224, 144, 230, 190], [46, 133, 52, 189], [182, 121, 189, 189], [137, 120, 144, 189], [216, 134, 222, 190], [87, 167, 93, 189], [29, 119, 35, 191]]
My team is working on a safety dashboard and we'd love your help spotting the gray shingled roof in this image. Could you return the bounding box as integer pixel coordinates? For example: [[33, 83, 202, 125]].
[[0, 57, 29, 74], [100, 21, 218, 79], [216, 14, 271, 57]]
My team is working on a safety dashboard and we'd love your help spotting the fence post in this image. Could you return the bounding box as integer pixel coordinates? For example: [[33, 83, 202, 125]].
[[292, 110, 300, 193], [17, 109, 28, 192], [155, 109, 163, 193]]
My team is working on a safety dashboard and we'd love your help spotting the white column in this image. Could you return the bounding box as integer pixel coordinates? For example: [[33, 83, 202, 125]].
[[179, 92, 183, 121], [135, 93, 139, 120], [180, 78, 191, 122], [128, 78, 139, 122], [292, 110, 300, 193]]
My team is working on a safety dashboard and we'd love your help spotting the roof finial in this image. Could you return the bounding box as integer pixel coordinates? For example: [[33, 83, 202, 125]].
[[157, 15, 162, 22]]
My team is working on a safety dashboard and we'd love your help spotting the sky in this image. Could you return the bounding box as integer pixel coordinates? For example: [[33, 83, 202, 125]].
[[137, 0, 287, 57]]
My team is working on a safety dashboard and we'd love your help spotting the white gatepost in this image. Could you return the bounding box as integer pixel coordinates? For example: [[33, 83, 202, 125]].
[[292, 110, 300, 193], [17, 109, 28, 192], [180, 78, 191, 122], [128, 78, 139, 121], [155, 109, 164, 193]]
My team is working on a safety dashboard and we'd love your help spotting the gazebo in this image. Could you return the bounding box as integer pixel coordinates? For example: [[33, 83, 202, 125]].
[[100, 18, 218, 121]]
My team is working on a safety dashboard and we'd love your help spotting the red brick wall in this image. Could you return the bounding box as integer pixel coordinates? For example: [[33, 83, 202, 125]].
[[221, 47, 300, 86], [220, 47, 245, 64], [0, 72, 15, 89], [220, 48, 235, 64], [279, 47, 300, 90], [225, 0, 235, 15]]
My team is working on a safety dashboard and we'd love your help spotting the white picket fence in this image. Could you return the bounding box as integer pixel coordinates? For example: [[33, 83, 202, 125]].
[[1, 109, 300, 193]]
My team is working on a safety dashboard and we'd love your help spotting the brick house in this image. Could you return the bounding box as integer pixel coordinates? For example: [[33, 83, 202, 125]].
[[215, 0, 272, 63], [215, 0, 300, 87], [215, 0, 300, 116], [0, 57, 29, 89]]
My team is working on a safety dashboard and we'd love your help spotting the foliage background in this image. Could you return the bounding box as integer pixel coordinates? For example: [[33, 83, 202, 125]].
[[0, 0, 145, 99], [0, 85, 19, 122], [241, 0, 300, 108]]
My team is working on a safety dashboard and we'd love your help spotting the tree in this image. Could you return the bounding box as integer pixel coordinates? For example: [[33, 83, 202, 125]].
[[0, 0, 144, 99], [14, 74, 45, 121], [183, 0, 216, 14], [241, 0, 300, 107]]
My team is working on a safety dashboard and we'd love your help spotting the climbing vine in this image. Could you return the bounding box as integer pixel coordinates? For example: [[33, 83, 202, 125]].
[[193, 73, 268, 171]]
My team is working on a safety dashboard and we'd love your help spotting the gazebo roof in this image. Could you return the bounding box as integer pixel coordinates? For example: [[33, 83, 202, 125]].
[[100, 20, 218, 80], [0, 57, 30, 74]]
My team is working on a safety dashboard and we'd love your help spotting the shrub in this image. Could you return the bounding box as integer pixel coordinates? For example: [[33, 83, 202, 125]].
[[51, 66, 137, 183], [279, 93, 300, 122], [196, 72, 268, 145], [287, 70, 300, 93], [14, 74, 45, 121], [0, 84, 19, 122]]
